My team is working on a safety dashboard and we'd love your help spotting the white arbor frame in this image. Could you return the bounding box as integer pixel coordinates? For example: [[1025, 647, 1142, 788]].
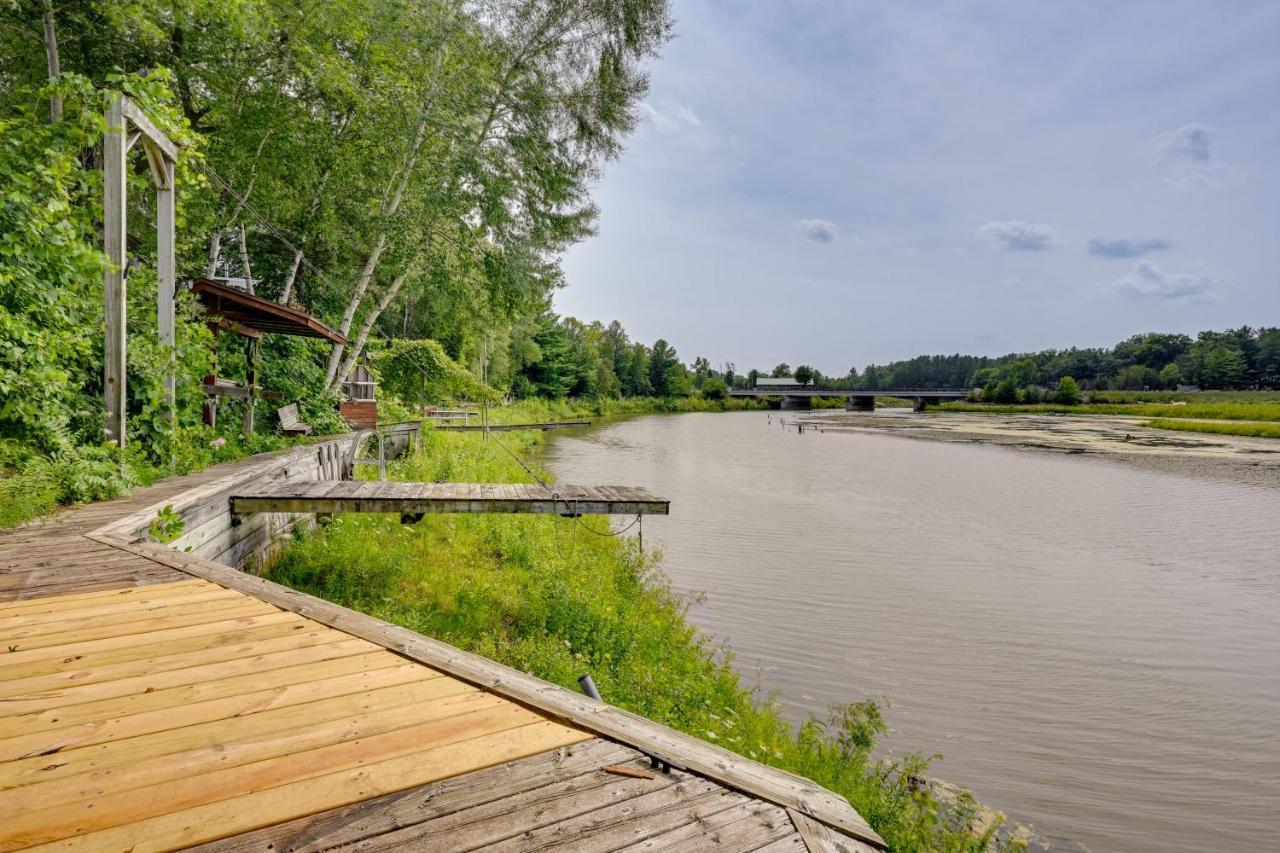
[[103, 93, 179, 447]]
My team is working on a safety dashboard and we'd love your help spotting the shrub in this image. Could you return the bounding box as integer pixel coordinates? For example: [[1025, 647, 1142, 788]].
[[700, 377, 728, 401], [985, 380, 1018, 404], [1053, 376, 1082, 405]]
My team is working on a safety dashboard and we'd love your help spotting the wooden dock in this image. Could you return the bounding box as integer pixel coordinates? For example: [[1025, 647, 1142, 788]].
[[231, 480, 670, 517], [435, 420, 591, 431], [0, 443, 883, 852]]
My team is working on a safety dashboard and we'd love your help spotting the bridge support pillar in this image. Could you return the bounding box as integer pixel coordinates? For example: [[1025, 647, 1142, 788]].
[[913, 396, 929, 412], [780, 395, 811, 411], [846, 395, 875, 411]]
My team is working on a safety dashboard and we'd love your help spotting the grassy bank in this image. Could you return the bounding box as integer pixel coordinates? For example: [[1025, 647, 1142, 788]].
[[0, 432, 292, 528], [480, 395, 768, 424], [938, 401, 1280, 422], [0, 396, 759, 529], [1146, 419, 1280, 439], [267, 414, 1018, 851]]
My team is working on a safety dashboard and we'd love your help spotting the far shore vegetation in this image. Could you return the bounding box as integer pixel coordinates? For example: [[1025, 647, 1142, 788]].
[[1145, 418, 1280, 439], [936, 395, 1280, 424]]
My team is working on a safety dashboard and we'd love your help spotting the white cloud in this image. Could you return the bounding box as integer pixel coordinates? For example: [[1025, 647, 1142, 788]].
[[1111, 260, 1216, 300], [637, 102, 702, 134], [1087, 237, 1173, 259], [796, 218, 838, 243], [1155, 124, 1226, 188], [978, 220, 1055, 251]]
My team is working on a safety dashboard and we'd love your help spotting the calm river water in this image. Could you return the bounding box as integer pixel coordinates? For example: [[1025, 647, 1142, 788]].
[[540, 411, 1280, 853]]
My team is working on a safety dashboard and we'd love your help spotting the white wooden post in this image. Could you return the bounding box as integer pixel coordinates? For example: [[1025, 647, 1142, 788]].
[[103, 93, 128, 447], [101, 94, 178, 449], [157, 156, 176, 436]]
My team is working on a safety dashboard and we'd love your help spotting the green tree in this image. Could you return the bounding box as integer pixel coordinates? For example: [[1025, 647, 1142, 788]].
[[1195, 344, 1247, 389], [648, 339, 681, 397], [985, 379, 1018, 404], [1257, 328, 1280, 388], [793, 365, 815, 386], [1113, 364, 1159, 390], [700, 377, 728, 401], [1158, 362, 1182, 389], [690, 356, 711, 388], [1053, 376, 1082, 405], [627, 343, 652, 396], [770, 363, 792, 378]]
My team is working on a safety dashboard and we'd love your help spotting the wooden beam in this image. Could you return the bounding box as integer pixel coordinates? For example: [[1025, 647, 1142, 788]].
[[103, 92, 127, 447], [120, 96, 178, 163], [157, 155, 176, 440], [201, 384, 282, 401]]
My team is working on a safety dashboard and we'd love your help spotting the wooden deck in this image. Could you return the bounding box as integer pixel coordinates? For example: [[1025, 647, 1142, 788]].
[[0, 579, 586, 850], [0, 443, 883, 852], [231, 480, 670, 517]]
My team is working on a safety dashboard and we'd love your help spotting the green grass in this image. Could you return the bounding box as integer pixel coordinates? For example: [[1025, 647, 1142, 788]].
[[267, 409, 1021, 851], [0, 396, 754, 529], [484, 395, 769, 422], [1087, 390, 1280, 404], [1146, 419, 1280, 438], [0, 430, 293, 529], [938, 401, 1280, 422]]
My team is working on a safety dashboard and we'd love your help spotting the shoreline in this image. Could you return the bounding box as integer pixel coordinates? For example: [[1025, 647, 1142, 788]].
[[792, 409, 1280, 488]]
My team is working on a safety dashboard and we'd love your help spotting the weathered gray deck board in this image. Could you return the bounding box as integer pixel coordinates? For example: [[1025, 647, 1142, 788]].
[[231, 480, 670, 517], [434, 421, 591, 432], [192, 738, 812, 853]]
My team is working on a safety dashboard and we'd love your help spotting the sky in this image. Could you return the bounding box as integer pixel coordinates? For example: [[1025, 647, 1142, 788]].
[[555, 0, 1280, 376]]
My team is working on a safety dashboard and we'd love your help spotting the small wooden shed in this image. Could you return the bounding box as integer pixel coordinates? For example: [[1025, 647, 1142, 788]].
[[340, 352, 378, 428], [191, 277, 347, 433]]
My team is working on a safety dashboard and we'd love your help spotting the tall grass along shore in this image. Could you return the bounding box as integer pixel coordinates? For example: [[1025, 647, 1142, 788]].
[[938, 398, 1280, 423]]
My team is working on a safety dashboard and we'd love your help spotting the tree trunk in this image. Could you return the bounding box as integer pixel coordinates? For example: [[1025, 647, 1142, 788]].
[[206, 228, 224, 278], [205, 131, 273, 278], [237, 224, 254, 292], [323, 113, 431, 386], [41, 0, 61, 122], [278, 157, 338, 306], [328, 260, 420, 394], [280, 248, 304, 305]]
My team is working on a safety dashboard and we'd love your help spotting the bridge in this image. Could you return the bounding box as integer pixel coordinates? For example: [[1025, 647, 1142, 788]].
[[728, 385, 969, 411]]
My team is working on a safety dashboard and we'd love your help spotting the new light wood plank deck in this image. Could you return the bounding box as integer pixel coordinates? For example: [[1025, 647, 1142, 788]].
[[0, 579, 590, 852], [231, 480, 670, 517]]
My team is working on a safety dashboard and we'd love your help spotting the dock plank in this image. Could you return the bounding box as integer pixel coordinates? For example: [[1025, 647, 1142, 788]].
[[231, 480, 669, 517]]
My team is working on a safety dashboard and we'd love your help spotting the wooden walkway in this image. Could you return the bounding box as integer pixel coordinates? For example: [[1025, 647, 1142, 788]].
[[231, 480, 670, 517], [0, 445, 882, 853]]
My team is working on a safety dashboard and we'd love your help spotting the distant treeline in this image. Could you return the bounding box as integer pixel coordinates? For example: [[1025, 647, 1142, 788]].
[[515, 320, 1280, 401], [510, 313, 721, 400], [744, 327, 1280, 394]]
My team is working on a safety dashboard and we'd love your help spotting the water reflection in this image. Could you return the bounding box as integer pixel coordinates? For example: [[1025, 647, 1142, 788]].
[[541, 411, 1280, 853]]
